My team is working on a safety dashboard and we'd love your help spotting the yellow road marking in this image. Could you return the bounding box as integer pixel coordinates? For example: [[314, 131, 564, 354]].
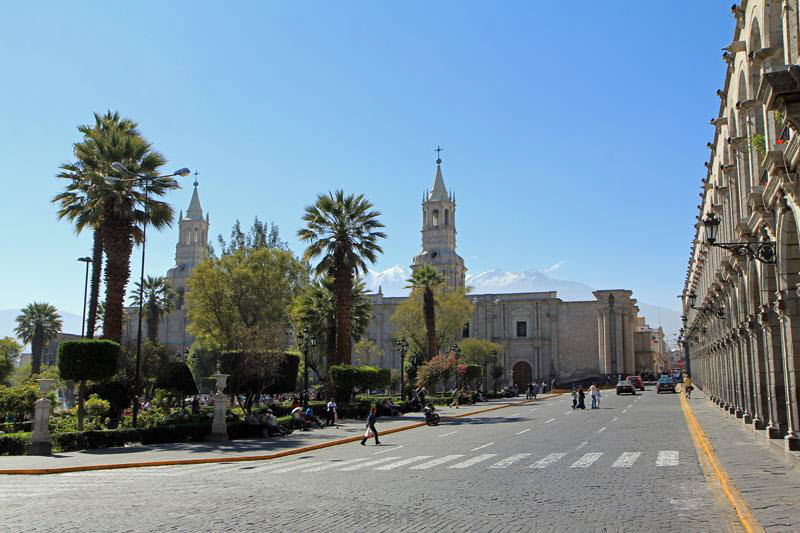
[[680, 393, 763, 533]]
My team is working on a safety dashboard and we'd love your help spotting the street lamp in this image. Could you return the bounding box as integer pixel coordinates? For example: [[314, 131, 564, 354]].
[[395, 337, 408, 399], [297, 327, 315, 408], [702, 212, 776, 264], [687, 291, 725, 320], [77, 257, 92, 338], [108, 162, 191, 427]]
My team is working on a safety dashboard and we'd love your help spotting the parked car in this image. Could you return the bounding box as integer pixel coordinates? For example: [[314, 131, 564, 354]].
[[656, 377, 676, 394], [626, 375, 644, 391], [616, 379, 636, 395]]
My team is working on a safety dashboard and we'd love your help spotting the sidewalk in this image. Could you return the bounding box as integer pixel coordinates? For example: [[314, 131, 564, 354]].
[[689, 389, 800, 531], [0, 394, 554, 474]]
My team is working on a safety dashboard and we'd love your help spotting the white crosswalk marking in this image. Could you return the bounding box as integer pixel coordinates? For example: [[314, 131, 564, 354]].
[[656, 451, 679, 466], [449, 454, 497, 469], [508, 413, 520, 418], [612, 452, 641, 468], [339, 456, 400, 471], [489, 453, 531, 468], [545, 418, 555, 424], [570, 452, 603, 468], [529, 407, 539, 412], [598, 427, 606, 433], [239, 461, 294, 474], [612, 416, 619, 422], [301, 458, 371, 472], [471, 442, 493, 451], [437, 431, 457, 438], [374, 445, 403, 455], [374, 456, 432, 470], [576, 441, 588, 450], [409, 455, 464, 470], [271, 461, 323, 473], [516, 428, 531, 435], [530, 453, 566, 469]]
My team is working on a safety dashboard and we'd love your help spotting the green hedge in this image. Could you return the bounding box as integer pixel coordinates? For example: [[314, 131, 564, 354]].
[[155, 362, 198, 397], [0, 432, 30, 456], [58, 339, 119, 382]]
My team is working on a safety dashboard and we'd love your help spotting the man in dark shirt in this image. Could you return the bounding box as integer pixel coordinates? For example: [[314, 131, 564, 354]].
[[360, 406, 380, 446]]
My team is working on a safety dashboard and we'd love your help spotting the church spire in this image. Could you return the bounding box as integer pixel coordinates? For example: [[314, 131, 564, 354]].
[[186, 172, 203, 220], [428, 146, 449, 201]]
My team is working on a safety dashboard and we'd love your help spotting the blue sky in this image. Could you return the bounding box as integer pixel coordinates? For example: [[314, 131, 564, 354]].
[[0, 1, 732, 319]]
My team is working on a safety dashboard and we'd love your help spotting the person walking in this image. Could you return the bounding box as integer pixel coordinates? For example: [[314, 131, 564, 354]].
[[571, 386, 578, 410], [450, 387, 461, 409], [550, 378, 556, 393], [588, 382, 599, 409], [526, 382, 534, 400], [577, 387, 586, 410], [684, 375, 693, 399], [532, 381, 539, 400], [326, 398, 337, 426], [360, 406, 380, 446]]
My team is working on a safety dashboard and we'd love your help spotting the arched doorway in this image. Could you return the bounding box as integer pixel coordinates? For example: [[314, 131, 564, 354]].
[[512, 361, 532, 389]]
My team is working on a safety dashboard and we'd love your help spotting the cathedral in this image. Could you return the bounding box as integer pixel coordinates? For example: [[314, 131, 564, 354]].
[[364, 156, 645, 387], [122, 178, 209, 352]]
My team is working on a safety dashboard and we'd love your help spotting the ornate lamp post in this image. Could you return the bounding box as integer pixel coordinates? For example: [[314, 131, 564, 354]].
[[77, 257, 92, 338], [688, 291, 726, 320], [702, 212, 776, 264], [395, 337, 408, 399], [107, 162, 190, 428], [297, 327, 315, 408]]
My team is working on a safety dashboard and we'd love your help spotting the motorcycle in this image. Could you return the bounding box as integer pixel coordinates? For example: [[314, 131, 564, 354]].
[[423, 406, 440, 426]]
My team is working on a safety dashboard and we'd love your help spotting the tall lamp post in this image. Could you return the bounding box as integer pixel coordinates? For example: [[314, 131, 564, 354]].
[[77, 257, 92, 338], [107, 162, 191, 427], [395, 337, 408, 399], [297, 327, 315, 408]]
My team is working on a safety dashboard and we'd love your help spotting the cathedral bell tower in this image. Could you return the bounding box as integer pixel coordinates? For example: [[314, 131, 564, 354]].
[[411, 148, 466, 288], [166, 176, 209, 311]]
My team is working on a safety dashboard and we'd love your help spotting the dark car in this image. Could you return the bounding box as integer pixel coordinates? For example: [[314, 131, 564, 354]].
[[656, 377, 676, 394], [616, 379, 636, 395], [626, 375, 644, 391]]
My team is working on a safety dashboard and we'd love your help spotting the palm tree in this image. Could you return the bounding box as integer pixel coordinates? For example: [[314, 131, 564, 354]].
[[55, 111, 176, 343], [407, 264, 445, 360], [291, 277, 371, 368], [298, 191, 386, 366], [129, 276, 175, 342], [14, 302, 63, 375]]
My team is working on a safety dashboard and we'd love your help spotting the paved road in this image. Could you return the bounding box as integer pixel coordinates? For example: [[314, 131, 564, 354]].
[[1, 389, 734, 532]]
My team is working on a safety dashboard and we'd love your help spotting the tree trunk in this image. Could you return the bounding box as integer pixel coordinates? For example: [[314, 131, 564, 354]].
[[326, 319, 337, 366], [31, 332, 42, 375], [101, 213, 134, 343], [77, 379, 86, 431], [333, 261, 353, 366], [86, 229, 103, 338], [146, 302, 159, 343], [423, 288, 437, 359]]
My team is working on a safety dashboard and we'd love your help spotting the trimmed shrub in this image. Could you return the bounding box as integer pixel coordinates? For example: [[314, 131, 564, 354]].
[[58, 340, 120, 382], [0, 432, 30, 456], [84, 394, 111, 419], [155, 362, 198, 397], [330, 365, 389, 401], [0, 384, 38, 422], [58, 340, 120, 431]]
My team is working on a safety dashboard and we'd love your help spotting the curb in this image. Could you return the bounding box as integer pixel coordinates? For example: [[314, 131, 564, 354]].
[[680, 390, 763, 533], [0, 394, 560, 475]]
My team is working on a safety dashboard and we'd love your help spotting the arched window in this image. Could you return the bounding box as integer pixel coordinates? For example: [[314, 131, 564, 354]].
[[194, 228, 199, 243], [432, 209, 440, 227], [444, 209, 449, 226]]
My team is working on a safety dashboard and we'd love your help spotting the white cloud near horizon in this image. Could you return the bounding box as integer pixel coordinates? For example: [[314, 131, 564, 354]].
[[543, 261, 566, 273]]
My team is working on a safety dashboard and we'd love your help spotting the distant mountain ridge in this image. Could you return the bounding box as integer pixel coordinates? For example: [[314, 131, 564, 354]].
[[363, 266, 680, 341]]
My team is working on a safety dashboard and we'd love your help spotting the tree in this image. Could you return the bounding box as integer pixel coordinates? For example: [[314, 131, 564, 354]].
[[406, 265, 445, 360], [0, 337, 21, 385], [54, 111, 177, 343], [187, 344, 218, 388], [460, 339, 504, 390], [215, 217, 289, 256], [187, 247, 307, 353], [390, 287, 474, 363], [219, 351, 299, 414], [353, 339, 384, 367], [155, 361, 198, 407], [290, 277, 371, 372], [298, 190, 386, 366], [491, 364, 505, 393], [128, 275, 175, 342], [14, 302, 62, 375], [58, 339, 120, 430]]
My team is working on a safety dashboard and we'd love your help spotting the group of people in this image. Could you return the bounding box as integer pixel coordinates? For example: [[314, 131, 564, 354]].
[[245, 409, 294, 437], [570, 382, 602, 410]]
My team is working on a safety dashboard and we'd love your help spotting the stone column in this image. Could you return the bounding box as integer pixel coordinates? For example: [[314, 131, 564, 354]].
[[27, 379, 54, 456], [761, 304, 786, 439], [207, 373, 230, 442], [623, 308, 636, 375], [597, 309, 608, 375], [738, 326, 753, 423], [778, 291, 800, 451], [731, 333, 744, 418], [748, 317, 768, 429]]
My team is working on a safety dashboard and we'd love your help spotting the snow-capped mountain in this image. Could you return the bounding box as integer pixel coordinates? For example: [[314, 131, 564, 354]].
[[363, 266, 680, 341]]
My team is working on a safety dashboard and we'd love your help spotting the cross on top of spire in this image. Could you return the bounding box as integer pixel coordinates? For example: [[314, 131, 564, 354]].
[[435, 145, 443, 165], [192, 170, 199, 188]]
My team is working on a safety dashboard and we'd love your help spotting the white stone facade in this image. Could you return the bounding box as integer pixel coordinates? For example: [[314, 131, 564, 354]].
[[366, 160, 642, 386]]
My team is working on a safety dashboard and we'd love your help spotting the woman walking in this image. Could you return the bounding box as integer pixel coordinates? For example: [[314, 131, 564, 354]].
[[360, 406, 380, 446], [571, 386, 578, 409], [577, 387, 586, 410]]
